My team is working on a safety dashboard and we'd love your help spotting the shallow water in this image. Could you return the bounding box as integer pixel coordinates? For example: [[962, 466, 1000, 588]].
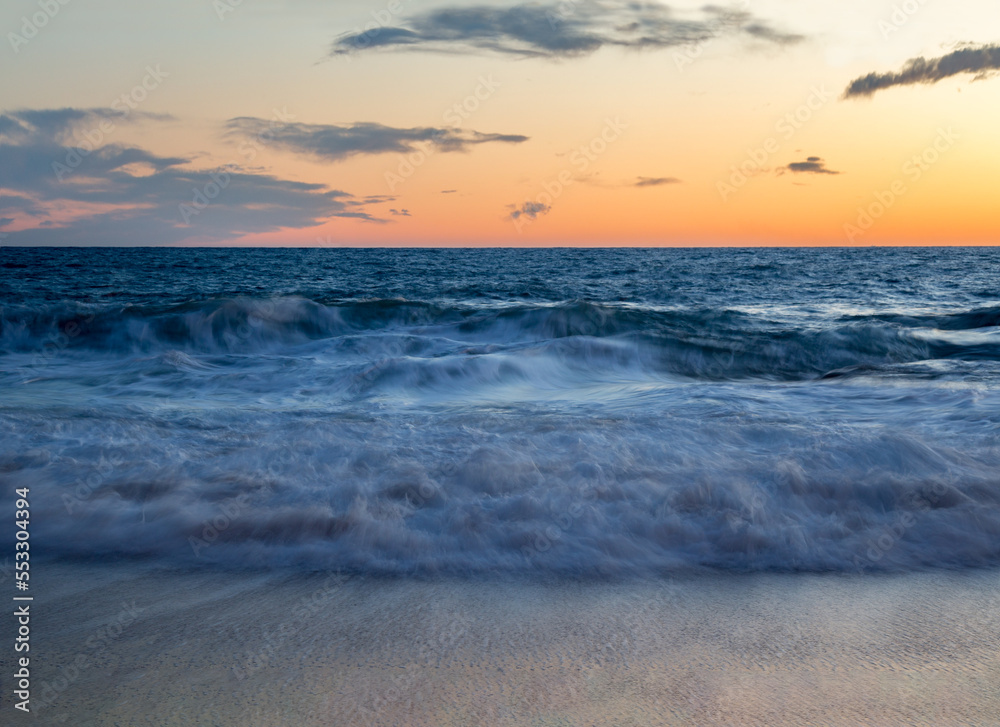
[[3, 247, 1000, 574]]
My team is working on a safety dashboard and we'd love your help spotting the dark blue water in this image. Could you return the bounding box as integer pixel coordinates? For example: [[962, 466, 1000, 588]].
[[3, 247, 1000, 575]]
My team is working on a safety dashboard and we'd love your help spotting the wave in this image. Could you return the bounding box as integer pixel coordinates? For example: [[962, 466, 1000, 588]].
[[841, 305, 1000, 331], [3, 297, 1000, 382], [6, 412, 1000, 576], [5, 251, 1000, 578]]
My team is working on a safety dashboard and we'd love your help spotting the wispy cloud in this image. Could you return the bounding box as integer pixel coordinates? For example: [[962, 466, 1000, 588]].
[[581, 174, 682, 189], [633, 176, 681, 187], [0, 107, 174, 145], [844, 43, 1000, 98], [225, 118, 528, 161], [784, 156, 840, 175], [331, 1, 804, 59]]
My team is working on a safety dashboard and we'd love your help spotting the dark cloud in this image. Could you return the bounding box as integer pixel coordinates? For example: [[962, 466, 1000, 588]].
[[225, 118, 528, 161], [741, 22, 800, 45], [0, 108, 387, 245], [844, 43, 1000, 98], [785, 156, 840, 175], [633, 176, 681, 187], [508, 201, 551, 220], [331, 1, 803, 59], [390, 208, 411, 216], [0, 108, 173, 145], [441, 189, 458, 194]]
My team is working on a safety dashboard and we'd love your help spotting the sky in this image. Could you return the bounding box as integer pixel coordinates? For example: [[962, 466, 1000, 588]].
[[1, 0, 998, 246]]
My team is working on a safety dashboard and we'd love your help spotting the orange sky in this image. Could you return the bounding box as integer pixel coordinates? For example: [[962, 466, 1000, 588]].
[[2, 0, 999, 246]]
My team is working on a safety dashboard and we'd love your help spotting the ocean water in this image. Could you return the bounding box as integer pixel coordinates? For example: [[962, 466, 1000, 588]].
[[2, 246, 1000, 576]]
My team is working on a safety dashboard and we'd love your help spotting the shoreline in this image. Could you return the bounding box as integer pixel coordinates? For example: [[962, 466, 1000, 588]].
[[9, 563, 999, 726]]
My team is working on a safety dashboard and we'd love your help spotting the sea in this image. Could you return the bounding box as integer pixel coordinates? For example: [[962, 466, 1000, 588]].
[[2, 246, 999, 576]]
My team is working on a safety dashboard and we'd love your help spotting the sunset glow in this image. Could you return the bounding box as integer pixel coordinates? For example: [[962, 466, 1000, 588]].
[[2, 0, 999, 246]]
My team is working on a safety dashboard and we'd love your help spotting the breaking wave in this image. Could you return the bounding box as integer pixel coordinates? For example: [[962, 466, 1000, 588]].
[[3, 247, 1000, 577], [4, 297, 1000, 383]]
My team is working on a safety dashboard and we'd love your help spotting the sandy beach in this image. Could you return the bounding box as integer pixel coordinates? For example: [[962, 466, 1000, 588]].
[[10, 564, 998, 726]]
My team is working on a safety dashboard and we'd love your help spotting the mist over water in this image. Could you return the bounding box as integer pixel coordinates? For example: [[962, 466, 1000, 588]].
[[3, 247, 1000, 575]]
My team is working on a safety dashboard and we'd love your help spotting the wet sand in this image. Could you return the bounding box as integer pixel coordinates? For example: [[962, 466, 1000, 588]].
[[11, 564, 1000, 726]]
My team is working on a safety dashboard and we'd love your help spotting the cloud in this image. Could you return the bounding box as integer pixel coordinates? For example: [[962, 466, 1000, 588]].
[[633, 176, 681, 187], [844, 43, 1000, 98], [441, 189, 458, 194], [390, 208, 411, 216], [508, 201, 551, 220], [785, 156, 840, 175], [0, 108, 388, 245], [357, 194, 396, 205], [225, 118, 528, 161], [331, 1, 804, 59], [0, 107, 173, 145], [580, 174, 682, 188]]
